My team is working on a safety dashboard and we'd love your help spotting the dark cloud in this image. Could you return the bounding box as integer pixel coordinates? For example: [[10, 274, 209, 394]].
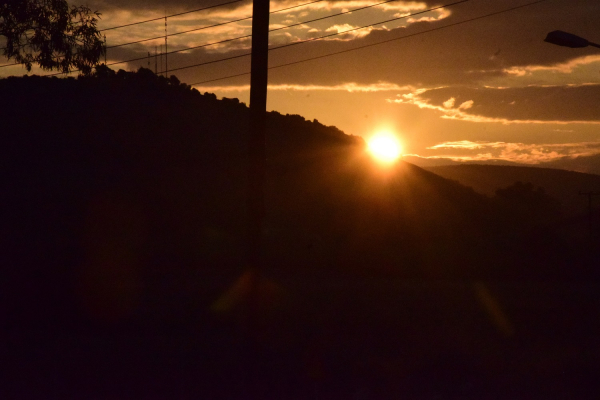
[[74, 0, 600, 88], [263, 0, 600, 86]]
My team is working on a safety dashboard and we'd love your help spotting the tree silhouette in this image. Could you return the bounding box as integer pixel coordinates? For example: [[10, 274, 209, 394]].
[[0, 0, 104, 74]]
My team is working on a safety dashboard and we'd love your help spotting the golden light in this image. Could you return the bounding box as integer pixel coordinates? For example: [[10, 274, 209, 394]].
[[367, 131, 402, 163]]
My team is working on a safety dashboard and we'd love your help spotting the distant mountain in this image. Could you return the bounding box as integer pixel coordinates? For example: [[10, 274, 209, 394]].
[[423, 164, 600, 218], [540, 153, 600, 175], [404, 154, 600, 176]]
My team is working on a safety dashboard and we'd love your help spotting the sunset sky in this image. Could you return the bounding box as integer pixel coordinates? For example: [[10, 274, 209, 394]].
[[2, 0, 599, 163]]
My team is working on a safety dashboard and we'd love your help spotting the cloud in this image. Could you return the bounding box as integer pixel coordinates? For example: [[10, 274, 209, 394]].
[[442, 97, 454, 108], [390, 84, 600, 124], [424, 140, 600, 164], [85, 0, 452, 58], [504, 55, 600, 76], [195, 81, 412, 92], [324, 24, 373, 40], [5, 0, 599, 105], [427, 140, 505, 150], [258, 0, 600, 87], [458, 100, 473, 110]]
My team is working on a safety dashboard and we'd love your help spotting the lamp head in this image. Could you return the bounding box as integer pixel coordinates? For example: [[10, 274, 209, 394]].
[[544, 30, 589, 48]]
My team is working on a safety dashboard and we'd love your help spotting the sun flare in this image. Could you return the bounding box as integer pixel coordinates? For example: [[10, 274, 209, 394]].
[[368, 132, 402, 163]]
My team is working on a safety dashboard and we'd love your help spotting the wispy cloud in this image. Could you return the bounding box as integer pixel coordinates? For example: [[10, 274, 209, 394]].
[[428, 140, 506, 150], [325, 24, 373, 40], [504, 54, 600, 76], [195, 81, 411, 92], [425, 140, 600, 164], [389, 85, 600, 124]]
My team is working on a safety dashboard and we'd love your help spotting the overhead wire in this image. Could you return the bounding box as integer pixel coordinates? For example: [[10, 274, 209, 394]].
[[0, 0, 326, 68], [100, 0, 244, 31], [106, 0, 325, 49], [2, 0, 550, 79], [191, 0, 551, 85], [0, 0, 244, 53], [270, 0, 468, 51], [104, 0, 460, 73], [34, 0, 428, 75], [102, 0, 326, 32], [155, 0, 467, 74]]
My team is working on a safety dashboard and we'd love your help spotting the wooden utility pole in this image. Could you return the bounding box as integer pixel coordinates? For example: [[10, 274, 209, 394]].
[[245, 0, 270, 393], [247, 0, 270, 276]]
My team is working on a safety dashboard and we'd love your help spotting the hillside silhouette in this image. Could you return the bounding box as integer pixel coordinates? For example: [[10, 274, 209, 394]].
[[2, 68, 600, 398], [425, 164, 600, 219], [542, 153, 600, 175], [405, 153, 600, 176]]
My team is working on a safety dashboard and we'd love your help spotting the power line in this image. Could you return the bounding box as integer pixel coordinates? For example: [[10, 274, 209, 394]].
[[0, 0, 245, 53], [106, 0, 326, 48], [270, 0, 409, 34], [38, 0, 435, 74], [0, 0, 326, 68], [159, 0, 467, 74], [191, 0, 551, 85], [107, 0, 371, 50], [100, 0, 244, 31], [271, 0, 468, 52], [0, 30, 252, 70], [14, 0, 548, 78], [106, 16, 252, 49]]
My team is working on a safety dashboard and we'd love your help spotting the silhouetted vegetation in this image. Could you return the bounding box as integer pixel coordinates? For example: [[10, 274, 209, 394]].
[[0, 0, 104, 73], [2, 68, 599, 398]]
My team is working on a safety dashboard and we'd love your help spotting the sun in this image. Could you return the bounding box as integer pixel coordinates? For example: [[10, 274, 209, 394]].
[[367, 132, 402, 163]]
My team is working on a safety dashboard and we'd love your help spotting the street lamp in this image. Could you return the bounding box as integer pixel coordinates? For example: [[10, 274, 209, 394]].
[[544, 30, 600, 49]]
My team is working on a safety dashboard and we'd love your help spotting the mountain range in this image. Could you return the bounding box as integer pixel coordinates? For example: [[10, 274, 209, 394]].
[[405, 153, 600, 176], [422, 164, 600, 218]]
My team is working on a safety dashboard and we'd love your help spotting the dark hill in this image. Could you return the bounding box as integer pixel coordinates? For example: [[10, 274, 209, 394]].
[[541, 153, 600, 175], [424, 164, 600, 218], [1, 68, 499, 283], [2, 68, 599, 398]]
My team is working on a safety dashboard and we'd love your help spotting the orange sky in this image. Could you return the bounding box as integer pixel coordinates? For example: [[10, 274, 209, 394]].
[[2, 0, 599, 164]]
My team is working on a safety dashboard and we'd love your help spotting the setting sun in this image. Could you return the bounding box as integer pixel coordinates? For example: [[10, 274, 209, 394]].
[[368, 132, 402, 163]]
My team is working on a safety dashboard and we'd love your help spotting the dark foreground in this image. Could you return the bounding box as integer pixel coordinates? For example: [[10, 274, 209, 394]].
[[2, 71, 600, 398], [5, 274, 600, 399]]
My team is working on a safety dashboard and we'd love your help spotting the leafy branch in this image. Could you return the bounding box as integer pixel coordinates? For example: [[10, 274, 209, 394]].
[[0, 0, 104, 74]]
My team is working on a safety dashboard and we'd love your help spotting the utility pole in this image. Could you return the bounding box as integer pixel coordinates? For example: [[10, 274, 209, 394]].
[[245, 0, 270, 391], [579, 191, 600, 237], [247, 0, 270, 281]]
